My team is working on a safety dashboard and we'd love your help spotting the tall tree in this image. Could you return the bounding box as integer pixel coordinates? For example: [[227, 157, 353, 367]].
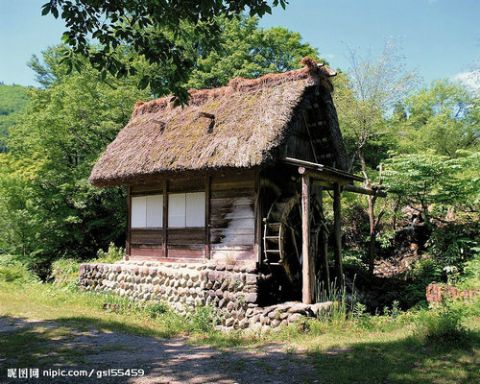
[[188, 17, 320, 89], [335, 42, 417, 274], [391, 80, 480, 156], [0, 48, 149, 276], [41, 0, 287, 99]]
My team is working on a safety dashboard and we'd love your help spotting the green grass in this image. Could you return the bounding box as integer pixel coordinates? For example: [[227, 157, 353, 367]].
[[1, 281, 479, 383]]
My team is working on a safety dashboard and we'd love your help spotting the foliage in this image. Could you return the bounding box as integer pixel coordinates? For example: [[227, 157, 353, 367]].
[[0, 48, 148, 277], [459, 253, 480, 289], [189, 306, 215, 333], [391, 80, 480, 156], [416, 301, 469, 346], [188, 16, 320, 89], [41, 0, 287, 99], [427, 224, 479, 272], [96, 242, 125, 263], [51, 243, 125, 289], [382, 152, 473, 222], [0, 255, 39, 284], [0, 84, 29, 150]]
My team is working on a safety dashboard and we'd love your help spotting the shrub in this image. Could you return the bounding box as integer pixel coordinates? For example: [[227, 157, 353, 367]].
[[96, 242, 125, 263], [427, 224, 479, 272], [189, 306, 215, 333], [0, 255, 39, 284], [51, 258, 80, 290], [459, 252, 480, 289], [416, 301, 469, 346]]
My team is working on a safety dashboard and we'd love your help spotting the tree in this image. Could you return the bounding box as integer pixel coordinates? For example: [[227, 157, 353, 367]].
[[391, 81, 480, 156], [41, 0, 287, 99], [383, 150, 480, 270], [0, 48, 149, 276], [188, 17, 320, 89], [334, 42, 417, 274], [0, 84, 30, 150]]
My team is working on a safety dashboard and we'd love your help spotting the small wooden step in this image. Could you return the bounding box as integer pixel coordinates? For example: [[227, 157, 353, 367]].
[[267, 222, 281, 229]]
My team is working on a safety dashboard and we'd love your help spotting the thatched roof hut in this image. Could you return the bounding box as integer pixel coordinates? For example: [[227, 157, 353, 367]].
[[87, 58, 373, 307], [89, 58, 346, 187]]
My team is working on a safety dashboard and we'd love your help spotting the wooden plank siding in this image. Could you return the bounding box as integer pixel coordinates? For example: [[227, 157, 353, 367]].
[[127, 170, 257, 263], [209, 171, 256, 262]]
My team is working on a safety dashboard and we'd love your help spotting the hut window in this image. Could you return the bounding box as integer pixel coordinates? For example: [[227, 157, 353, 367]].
[[168, 192, 205, 228], [131, 195, 163, 228]]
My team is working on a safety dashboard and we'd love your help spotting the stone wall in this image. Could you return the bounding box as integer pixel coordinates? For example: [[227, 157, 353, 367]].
[[426, 283, 479, 305], [79, 261, 332, 330]]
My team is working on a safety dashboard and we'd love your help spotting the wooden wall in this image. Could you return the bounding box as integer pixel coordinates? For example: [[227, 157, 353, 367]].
[[128, 170, 258, 263], [210, 171, 256, 262]]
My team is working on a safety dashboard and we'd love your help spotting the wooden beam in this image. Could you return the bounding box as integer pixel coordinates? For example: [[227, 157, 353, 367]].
[[311, 180, 387, 197], [342, 184, 387, 197], [301, 174, 312, 304], [333, 183, 344, 285], [205, 175, 211, 259], [163, 179, 168, 258], [285, 156, 364, 182]]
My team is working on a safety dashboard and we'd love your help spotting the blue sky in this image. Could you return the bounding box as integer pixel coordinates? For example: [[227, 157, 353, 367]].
[[1, 0, 479, 87]]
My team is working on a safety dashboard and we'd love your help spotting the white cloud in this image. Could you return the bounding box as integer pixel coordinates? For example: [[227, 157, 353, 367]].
[[453, 71, 480, 95]]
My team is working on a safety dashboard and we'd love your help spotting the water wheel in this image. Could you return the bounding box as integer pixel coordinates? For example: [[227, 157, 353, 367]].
[[263, 194, 324, 298]]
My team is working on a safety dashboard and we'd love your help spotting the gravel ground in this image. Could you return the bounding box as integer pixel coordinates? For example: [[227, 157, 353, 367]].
[[0, 317, 319, 384]]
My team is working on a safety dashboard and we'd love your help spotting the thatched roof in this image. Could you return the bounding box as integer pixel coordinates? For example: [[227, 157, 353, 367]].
[[89, 58, 339, 187]]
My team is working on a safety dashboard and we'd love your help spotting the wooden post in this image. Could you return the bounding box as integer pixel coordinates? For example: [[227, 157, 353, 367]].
[[125, 186, 131, 261], [254, 171, 262, 265], [163, 179, 168, 258], [319, 189, 330, 289], [205, 175, 211, 259], [301, 173, 312, 304], [333, 182, 344, 285]]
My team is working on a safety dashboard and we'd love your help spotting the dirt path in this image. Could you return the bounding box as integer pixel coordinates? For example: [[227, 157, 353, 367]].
[[0, 317, 319, 384]]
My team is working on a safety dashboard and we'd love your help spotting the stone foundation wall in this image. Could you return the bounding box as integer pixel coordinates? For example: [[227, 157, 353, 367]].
[[79, 261, 332, 330]]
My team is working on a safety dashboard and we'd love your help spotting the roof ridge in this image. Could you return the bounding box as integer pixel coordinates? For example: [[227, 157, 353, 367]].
[[132, 57, 335, 117]]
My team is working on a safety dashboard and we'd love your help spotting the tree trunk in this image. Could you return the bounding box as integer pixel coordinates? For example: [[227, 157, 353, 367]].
[[359, 151, 378, 276]]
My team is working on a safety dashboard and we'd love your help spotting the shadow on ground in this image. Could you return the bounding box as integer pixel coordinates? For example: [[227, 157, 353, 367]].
[[0, 315, 478, 384]]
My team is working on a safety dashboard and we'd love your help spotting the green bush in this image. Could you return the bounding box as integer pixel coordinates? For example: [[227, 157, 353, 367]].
[[427, 224, 479, 272], [96, 243, 125, 263], [416, 302, 469, 346], [50, 243, 124, 288], [189, 306, 215, 333], [459, 253, 480, 289], [0, 255, 39, 284], [51, 258, 80, 290]]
